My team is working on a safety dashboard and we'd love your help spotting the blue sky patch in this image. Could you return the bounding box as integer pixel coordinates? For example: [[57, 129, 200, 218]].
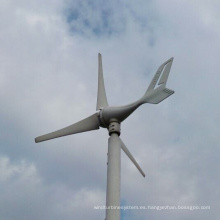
[[65, 1, 125, 37]]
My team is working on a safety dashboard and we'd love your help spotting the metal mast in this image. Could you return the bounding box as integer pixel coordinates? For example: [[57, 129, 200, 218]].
[[106, 120, 121, 219]]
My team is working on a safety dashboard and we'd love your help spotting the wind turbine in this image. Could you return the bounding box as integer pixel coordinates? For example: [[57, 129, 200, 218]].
[[35, 53, 175, 220]]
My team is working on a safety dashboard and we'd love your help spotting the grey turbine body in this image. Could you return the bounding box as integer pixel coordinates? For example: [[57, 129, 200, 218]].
[[35, 54, 175, 220]]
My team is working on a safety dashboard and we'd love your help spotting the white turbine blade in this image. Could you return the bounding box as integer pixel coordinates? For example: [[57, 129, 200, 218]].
[[96, 53, 109, 110], [35, 113, 100, 143], [146, 57, 173, 92], [120, 138, 145, 177]]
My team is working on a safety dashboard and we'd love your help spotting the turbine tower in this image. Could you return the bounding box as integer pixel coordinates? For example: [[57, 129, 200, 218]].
[[35, 54, 175, 220]]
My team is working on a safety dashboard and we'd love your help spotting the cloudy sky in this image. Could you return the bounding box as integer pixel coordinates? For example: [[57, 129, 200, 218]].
[[0, 0, 219, 219]]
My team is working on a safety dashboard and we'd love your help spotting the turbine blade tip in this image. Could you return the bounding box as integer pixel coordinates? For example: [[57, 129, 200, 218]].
[[35, 138, 39, 143], [167, 57, 174, 63]]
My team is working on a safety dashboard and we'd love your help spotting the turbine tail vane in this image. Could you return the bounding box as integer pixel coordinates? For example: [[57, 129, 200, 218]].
[[96, 53, 109, 110], [158, 58, 173, 85], [141, 57, 174, 104], [120, 138, 145, 177], [35, 113, 100, 143]]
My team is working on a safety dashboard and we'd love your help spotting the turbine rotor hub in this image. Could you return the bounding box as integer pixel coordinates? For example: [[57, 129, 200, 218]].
[[98, 109, 108, 128]]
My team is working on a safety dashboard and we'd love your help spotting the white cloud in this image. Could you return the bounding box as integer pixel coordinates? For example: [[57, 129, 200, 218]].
[[0, 156, 105, 220]]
